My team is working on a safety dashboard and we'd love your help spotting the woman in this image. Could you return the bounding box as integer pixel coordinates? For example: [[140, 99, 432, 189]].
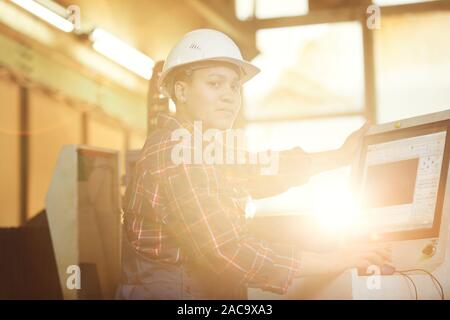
[[117, 29, 389, 300]]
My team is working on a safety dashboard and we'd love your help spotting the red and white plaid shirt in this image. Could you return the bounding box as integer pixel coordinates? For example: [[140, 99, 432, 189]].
[[123, 112, 312, 294]]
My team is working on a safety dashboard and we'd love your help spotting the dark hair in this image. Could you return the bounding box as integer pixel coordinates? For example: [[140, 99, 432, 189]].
[[167, 61, 242, 104], [169, 67, 192, 104]]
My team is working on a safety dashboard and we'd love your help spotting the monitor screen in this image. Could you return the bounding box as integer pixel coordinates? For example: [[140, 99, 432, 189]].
[[358, 121, 450, 240]]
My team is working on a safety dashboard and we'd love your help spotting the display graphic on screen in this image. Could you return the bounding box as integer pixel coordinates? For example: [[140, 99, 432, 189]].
[[362, 130, 446, 233], [364, 158, 419, 208]]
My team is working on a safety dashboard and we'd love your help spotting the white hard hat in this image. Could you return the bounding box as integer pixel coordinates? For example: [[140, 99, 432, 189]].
[[158, 29, 260, 97]]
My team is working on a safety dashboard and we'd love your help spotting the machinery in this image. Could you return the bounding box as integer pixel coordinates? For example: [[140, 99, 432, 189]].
[[352, 110, 450, 274], [45, 145, 122, 299], [249, 109, 450, 300]]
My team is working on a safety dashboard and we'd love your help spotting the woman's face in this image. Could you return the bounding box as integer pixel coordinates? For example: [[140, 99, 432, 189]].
[[177, 65, 242, 130]]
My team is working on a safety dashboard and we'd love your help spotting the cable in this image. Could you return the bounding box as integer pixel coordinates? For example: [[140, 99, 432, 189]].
[[395, 271, 418, 300], [398, 269, 444, 299], [429, 273, 445, 300], [417, 269, 444, 300], [397, 268, 444, 300], [428, 272, 445, 300]]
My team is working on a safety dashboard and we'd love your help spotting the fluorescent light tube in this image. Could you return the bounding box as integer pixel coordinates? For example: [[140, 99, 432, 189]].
[[90, 28, 154, 80], [11, 0, 74, 32]]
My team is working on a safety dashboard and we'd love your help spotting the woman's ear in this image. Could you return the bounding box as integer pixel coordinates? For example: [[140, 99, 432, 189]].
[[174, 80, 188, 103]]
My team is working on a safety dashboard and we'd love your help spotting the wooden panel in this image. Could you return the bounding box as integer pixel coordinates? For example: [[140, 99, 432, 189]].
[[0, 78, 20, 226], [29, 91, 82, 220]]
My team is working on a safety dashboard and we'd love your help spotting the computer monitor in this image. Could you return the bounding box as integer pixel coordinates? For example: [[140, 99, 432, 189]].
[[353, 111, 450, 273], [358, 121, 449, 240], [46, 145, 122, 299]]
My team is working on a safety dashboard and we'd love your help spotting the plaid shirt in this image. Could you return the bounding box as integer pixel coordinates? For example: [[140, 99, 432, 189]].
[[123, 112, 312, 294]]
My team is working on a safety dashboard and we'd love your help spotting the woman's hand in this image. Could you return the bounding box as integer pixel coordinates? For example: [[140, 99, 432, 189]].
[[307, 122, 371, 175], [337, 122, 371, 166], [296, 244, 391, 277]]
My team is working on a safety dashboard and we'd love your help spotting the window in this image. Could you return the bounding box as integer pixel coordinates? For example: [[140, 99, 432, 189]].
[[374, 11, 450, 123], [244, 22, 365, 121], [235, 0, 308, 21], [374, 0, 435, 6]]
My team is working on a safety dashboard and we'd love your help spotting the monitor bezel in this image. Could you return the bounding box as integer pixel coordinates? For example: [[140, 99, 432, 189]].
[[356, 119, 450, 241]]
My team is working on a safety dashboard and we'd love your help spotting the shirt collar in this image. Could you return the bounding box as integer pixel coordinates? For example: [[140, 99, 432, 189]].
[[156, 112, 195, 133]]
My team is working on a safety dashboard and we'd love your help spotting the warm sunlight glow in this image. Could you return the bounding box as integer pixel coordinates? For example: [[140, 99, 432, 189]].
[[310, 176, 360, 232]]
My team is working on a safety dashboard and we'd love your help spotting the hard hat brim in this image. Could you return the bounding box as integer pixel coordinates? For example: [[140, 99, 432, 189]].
[[158, 57, 260, 98]]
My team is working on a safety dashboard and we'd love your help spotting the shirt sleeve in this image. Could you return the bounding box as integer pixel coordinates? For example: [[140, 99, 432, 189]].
[[219, 146, 312, 199], [161, 161, 301, 294]]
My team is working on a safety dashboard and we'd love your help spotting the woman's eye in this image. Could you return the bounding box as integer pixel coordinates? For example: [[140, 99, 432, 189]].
[[231, 83, 240, 91], [208, 81, 220, 88]]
